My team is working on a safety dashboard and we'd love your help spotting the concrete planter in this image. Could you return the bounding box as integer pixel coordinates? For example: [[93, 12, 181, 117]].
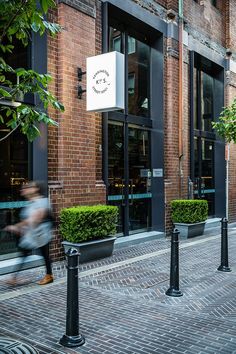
[[174, 221, 206, 239], [62, 236, 116, 263]]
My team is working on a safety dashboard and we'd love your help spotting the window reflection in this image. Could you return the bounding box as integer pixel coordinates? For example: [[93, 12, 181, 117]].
[[194, 137, 199, 177], [201, 72, 213, 132], [128, 37, 150, 117], [194, 68, 198, 129], [108, 122, 124, 197], [109, 28, 151, 119], [109, 28, 122, 52], [2, 38, 29, 84], [128, 37, 136, 54], [0, 122, 29, 202]]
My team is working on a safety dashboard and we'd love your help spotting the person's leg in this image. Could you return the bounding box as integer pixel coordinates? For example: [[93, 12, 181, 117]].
[[37, 243, 53, 285], [6, 248, 30, 285], [15, 248, 31, 272]]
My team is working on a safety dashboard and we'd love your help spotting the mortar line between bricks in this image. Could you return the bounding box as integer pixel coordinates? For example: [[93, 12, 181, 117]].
[[78, 233, 222, 277], [0, 326, 71, 354], [0, 233, 224, 301]]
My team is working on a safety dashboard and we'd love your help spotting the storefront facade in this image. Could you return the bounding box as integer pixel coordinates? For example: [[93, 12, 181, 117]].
[[1, 0, 236, 263]]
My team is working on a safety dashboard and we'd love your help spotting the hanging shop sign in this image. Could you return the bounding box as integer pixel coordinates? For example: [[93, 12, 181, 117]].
[[86, 51, 124, 112]]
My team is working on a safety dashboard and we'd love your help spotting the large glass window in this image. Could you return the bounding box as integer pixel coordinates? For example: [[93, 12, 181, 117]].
[[201, 72, 213, 132], [128, 37, 150, 117], [1, 38, 29, 84], [0, 120, 30, 257], [109, 27, 151, 119], [107, 21, 155, 236], [193, 65, 216, 216], [0, 123, 29, 202]]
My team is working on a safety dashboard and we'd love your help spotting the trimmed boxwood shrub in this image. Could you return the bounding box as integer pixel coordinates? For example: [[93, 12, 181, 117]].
[[170, 199, 208, 224], [59, 205, 118, 243]]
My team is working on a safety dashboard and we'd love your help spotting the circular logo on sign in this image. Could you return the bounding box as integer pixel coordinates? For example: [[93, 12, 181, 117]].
[[92, 69, 110, 94]]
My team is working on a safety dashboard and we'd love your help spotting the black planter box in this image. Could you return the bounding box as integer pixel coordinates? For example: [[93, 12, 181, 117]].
[[62, 236, 116, 263]]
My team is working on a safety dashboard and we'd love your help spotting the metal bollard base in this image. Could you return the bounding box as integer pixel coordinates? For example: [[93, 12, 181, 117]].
[[165, 288, 183, 297], [217, 265, 232, 272], [59, 334, 85, 348]]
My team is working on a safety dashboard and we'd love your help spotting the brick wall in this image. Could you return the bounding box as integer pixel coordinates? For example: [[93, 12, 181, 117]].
[[46, 0, 236, 257], [226, 71, 236, 222], [164, 37, 179, 233], [47, 3, 105, 259], [226, 0, 236, 53], [224, 0, 236, 221], [185, 0, 224, 47]]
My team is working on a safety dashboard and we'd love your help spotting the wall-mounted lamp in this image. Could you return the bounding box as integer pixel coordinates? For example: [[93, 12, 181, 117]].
[[78, 86, 86, 99], [226, 48, 232, 58], [77, 67, 86, 99], [78, 67, 86, 81]]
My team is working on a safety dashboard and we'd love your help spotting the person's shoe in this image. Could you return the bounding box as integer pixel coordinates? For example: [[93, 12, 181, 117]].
[[6, 277, 17, 286], [37, 274, 54, 285]]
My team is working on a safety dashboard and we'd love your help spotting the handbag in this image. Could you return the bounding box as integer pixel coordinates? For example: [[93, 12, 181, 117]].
[[18, 222, 52, 249], [18, 228, 39, 250]]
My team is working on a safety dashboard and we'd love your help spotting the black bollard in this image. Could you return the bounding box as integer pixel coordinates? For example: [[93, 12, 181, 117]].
[[60, 248, 85, 348], [166, 228, 183, 297], [217, 218, 231, 272]]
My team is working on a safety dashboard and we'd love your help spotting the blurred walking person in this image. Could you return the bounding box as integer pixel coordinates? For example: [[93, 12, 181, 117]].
[[4, 181, 54, 286]]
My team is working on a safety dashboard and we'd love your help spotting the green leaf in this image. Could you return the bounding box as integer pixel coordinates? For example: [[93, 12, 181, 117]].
[[31, 22, 41, 32], [0, 0, 63, 141], [53, 101, 65, 111], [0, 87, 12, 98], [40, 0, 49, 13]]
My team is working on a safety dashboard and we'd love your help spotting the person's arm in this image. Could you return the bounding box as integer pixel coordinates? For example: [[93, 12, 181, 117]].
[[4, 219, 28, 235], [4, 208, 47, 234]]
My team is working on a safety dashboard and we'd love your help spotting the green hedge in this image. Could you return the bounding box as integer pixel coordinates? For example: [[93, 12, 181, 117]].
[[170, 199, 208, 224], [59, 205, 118, 243]]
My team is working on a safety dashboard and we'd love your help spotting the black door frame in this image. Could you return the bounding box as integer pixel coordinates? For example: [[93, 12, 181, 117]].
[[189, 51, 225, 218], [102, 2, 165, 234]]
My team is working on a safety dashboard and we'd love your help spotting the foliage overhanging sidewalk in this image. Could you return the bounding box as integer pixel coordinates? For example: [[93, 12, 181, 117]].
[[0, 226, 236, 353]]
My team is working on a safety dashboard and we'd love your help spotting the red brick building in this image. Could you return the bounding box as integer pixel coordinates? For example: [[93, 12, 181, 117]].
[[1, 0, 236, 264]]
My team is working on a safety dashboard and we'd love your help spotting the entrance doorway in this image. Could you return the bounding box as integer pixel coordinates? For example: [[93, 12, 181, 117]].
[[190, 52, 225, 218], [194, 137, 215, 216], [108, 122, 151, 235], [104, 7, 165, 235]]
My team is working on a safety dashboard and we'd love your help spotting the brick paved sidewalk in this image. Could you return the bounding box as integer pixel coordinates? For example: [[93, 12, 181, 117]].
[[0, 227, 236, 353]]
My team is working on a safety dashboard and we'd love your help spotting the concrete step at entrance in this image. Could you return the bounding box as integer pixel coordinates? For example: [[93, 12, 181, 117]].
[[205, 218, 221, 229], [114, 231, 164, 250]]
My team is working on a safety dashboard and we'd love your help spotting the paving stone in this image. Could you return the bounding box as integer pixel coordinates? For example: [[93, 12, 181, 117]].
[[0, 227, 236, 353]]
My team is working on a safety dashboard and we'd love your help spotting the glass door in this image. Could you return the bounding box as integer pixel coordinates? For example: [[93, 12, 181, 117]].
[[194, 137, 215, 216], [108, 122, 124, 234], [128, 126, 151, 233], [107, 21, 156, 236], [108, 122, 151, 235], [193, 65, 216, 217]]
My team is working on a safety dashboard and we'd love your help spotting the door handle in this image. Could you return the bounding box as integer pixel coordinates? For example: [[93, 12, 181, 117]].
[[121, 179, 125, 206], [129, 179, 134, 206]]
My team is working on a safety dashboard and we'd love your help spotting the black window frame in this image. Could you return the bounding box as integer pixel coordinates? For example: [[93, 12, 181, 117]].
[[102, 1, 165, 232], [190, 51, 225, 218]]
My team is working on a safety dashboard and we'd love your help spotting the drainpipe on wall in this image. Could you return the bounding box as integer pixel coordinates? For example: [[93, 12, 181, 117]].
[[178, 0, 184, 198]]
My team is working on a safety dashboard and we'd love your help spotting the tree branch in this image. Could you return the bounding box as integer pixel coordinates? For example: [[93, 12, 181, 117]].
[[0, 0, 28, 44], [0, 122, 20, 142]]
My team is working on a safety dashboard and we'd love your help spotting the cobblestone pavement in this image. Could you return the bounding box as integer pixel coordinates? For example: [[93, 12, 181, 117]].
[[0, 227, 236, 353]]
